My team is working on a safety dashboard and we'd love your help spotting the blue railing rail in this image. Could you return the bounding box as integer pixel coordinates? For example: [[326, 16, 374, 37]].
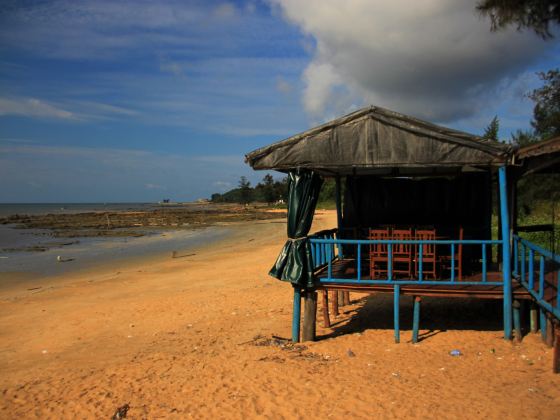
[[513, 235, 560, 321], [309, 237, 502, 286], [309, 229, 339, 270]]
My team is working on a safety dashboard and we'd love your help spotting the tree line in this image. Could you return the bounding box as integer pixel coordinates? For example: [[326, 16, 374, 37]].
[[211, 174, 289, 205], [210, 174, 339, 205]]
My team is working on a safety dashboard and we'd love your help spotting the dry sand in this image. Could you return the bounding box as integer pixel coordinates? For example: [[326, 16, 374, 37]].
[[1, 210, 559, 419]]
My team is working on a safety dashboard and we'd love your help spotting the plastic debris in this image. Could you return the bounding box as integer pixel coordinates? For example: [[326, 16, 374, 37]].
[[449, 349, 462, 356], [347, 349, 356, 357], [111, 403, 130, 419]]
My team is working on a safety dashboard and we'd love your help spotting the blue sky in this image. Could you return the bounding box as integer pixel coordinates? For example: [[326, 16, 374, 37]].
[[1, 0, 559, 203]]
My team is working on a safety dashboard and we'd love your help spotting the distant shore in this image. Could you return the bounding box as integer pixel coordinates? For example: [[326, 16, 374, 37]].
[[0, 202, 285, 240]]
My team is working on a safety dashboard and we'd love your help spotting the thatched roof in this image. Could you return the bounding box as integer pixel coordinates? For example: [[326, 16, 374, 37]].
[[245, 106, 512, 176]]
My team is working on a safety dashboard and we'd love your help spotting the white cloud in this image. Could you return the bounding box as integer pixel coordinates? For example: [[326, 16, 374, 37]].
[[0, 97, 75, 120], [0, 96, 139, 122], [272, 0, 552, 123]]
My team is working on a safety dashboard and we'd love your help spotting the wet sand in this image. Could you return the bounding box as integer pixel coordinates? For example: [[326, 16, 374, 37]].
[[0, 210, 559, 419]]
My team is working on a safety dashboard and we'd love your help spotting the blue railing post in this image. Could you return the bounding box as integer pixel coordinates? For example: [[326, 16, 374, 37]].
[[513, 238, 518, 277], [335, 176, 344, 259], [450, 243, 455, 282], [499, 166, 512, 340], [388, 244, 393, 281], [521, 243, 526, 282], [357, 244, 361, 280], [482, 244, 487, 282], [418, 244, 423, 281], [292, 286, 301, 342], [529, 249, 534, 290], [394, 285, 400, 343]]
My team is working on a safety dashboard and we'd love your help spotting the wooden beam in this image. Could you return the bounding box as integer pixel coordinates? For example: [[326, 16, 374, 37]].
[[553, 324, 560, 374], [321, 290, 331, 328], [513, 300, 522, 342], [546, 315, 554, 348], [302, 291, 317, 342], [331, 290, 339, 316]]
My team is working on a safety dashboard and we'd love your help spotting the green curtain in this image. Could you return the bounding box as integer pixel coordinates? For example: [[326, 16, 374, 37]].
[[269, 170, 323, 287]]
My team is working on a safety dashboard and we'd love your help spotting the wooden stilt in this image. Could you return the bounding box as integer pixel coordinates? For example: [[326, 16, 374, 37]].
[[546, 315, 554, 348], [513, 300, 522, 342], [553, 324, 560, 374], [337, 291, 344, 307], [530, 302, 538, 333], [330, 290, 339, 316], [343, 291, 350, 306], [412, 296, 421, 343], [541, 309, 547, 342], [302, 291, 317, 342], [321, 290, 331, 328]]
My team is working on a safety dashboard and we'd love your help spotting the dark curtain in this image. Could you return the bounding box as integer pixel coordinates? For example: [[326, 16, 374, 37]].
[[269, 170, 323, 288]]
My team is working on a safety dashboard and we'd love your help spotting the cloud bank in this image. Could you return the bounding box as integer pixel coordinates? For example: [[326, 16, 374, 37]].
[[272, 0, 553, 123]]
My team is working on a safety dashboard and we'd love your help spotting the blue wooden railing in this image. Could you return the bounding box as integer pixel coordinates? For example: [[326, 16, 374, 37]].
[[309, 236, 501, 286], [309, 234, 503, 343], [309, 229, 338, 271], [513, 235, 560, 325]]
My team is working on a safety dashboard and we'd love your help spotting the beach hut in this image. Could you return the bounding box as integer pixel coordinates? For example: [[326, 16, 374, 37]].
[[245, 106, 559, 365]]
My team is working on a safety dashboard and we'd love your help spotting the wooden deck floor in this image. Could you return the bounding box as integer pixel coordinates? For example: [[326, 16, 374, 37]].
[[315, 258, 532, 299]]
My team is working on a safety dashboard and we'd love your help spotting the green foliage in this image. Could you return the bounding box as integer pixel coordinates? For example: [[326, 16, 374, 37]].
[[238, 176, 252, 204], [483, 115, 500, 141], [517, 199, 560, 253], [528, 68, 560, 139], [210, 174, 288, 204], [261, 174, 276, 204], [477, 0, 560, 39], [318, 178, 336, 204], [510, 129, 538, 146]]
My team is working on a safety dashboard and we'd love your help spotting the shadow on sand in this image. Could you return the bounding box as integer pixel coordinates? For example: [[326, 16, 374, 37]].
[[319, 293, 505, 342]]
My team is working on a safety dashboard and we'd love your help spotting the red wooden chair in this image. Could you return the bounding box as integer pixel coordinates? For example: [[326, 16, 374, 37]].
[[415, 229, 437, 279], [369, 228, 390, 279], [392, 228, 413, 278]]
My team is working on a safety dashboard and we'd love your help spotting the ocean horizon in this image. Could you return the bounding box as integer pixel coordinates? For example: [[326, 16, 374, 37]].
[[0, 202, 179, 217]]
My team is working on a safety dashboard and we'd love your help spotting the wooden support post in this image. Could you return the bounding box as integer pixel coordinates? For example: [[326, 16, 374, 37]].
[[343, 291, 350, 306], [321, 290, 331, 328], [292, 287, 301, 343], [302, 291, 317, 342], [331, 290, 339, 316], [546, 315, 554, 348], [530, 302, 538, 333], [412, 296, 421, 344], [513, 300, 522, 342], [337, 291, 345, 307], [541, 309, 547, 342], [394, 285, 400, 344], [553, 324, 560, 374]]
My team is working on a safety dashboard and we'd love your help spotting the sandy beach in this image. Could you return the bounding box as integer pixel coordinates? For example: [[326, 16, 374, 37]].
[[1, 210, 559, 419]]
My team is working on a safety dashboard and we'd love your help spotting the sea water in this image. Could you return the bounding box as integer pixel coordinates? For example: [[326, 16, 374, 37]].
[[0, 202, 157, 217], [0, 203, 231, 285]]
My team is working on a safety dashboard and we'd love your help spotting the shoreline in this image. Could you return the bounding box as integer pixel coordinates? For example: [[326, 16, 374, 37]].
[[0, 203, 287, 291], [0, 218, 282, 298]]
